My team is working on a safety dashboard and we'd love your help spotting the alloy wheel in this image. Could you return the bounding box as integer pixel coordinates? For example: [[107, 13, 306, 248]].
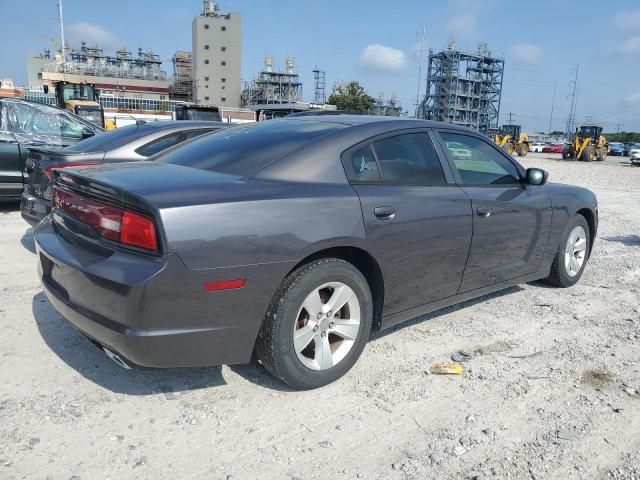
[[564, 225, 587, 277], [293, 282, 361, 371]]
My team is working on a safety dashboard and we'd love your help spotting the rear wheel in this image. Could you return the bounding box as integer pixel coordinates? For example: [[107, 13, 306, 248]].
[[562, 149, 574, 160], [545, 214, 590, 287], [581, 145, 596, 162], [596, 147, 607, 161], [517, 143, 529, 157], [256, 258, 373, 389]]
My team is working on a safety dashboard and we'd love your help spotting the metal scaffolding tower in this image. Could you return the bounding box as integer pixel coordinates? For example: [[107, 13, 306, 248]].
[[312, 67, 326, 104], [417, 42, 504, 131], [170, 51, 193, 102], [241, 57, 303, 106]]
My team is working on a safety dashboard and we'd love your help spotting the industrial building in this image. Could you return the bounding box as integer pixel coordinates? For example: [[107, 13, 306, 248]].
[[417, 41, 504, 131], [192, 0, 242, 108], [27, 43, 171, 105]]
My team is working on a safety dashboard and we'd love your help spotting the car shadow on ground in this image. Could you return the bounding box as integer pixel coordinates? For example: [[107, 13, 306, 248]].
[[602, 235, 640, 247], [371, 285, 524, 340], [21, 227, 36, 254]]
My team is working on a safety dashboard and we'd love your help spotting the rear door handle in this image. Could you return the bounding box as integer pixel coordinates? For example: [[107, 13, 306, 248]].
[[374, 206, 396, 220], [476, 207, 492, 218]]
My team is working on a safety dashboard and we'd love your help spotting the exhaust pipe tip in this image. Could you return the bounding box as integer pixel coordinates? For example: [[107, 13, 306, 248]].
[[103, 347, 132, 370]]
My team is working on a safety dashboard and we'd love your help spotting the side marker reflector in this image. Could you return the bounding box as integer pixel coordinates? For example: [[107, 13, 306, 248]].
[[203, 279, 246, 292]]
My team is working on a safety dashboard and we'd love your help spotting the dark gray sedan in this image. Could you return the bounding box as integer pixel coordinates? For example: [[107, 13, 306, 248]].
[[20, 120, 227, 225], [34, 116, 598, 389]]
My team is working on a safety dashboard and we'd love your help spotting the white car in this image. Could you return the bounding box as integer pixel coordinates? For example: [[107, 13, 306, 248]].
[[530, 142, 545, 153], [629, 147, 640, 166]]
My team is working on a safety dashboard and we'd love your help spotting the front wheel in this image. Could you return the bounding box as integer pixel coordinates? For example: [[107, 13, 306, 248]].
[[256, 258, 373, 389], [544, 215, 590, 287]]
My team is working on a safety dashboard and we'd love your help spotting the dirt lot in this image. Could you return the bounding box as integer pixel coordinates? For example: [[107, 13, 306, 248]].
[[0, 153, 639, 480]]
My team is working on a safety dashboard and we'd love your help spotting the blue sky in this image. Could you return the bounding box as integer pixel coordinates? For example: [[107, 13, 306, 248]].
[[1, 0, 639, 132]]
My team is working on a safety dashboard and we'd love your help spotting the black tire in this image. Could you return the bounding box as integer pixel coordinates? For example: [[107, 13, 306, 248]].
[[544, 214, 590, 288], [581, 145, 596, 162], [256, 258, 373, 389], [517, 143, 529, 157], [596, 147, 607, 161], [562, 149, 574, 160]]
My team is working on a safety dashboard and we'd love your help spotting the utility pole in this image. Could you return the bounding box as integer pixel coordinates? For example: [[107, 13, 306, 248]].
[[585, 115, 594, 123], [57, 0, 66, 62], [548, 79, 556, 134], [566, 64, 579, 138], [615, 123, 623, 134], [506, 112, 515, 124], [413, 26, 426, 118]]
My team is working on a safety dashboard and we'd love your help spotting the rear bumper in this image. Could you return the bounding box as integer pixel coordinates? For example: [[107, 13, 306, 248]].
[[20, 190, 50, 226], [34, 217, 287, 368]]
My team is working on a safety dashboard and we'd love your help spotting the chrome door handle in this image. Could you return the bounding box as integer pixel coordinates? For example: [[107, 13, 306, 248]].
[[476, 207, 492, 218], [374, 206, 396, 220]]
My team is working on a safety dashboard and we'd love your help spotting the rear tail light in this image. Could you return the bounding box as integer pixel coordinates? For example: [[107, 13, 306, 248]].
[[52, 187, 158, 252], [44, 162, 100, 179]]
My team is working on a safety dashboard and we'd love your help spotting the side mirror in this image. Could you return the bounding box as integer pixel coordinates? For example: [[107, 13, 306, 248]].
[[81, 127, 95, 139], [525, 168, 548, 186]]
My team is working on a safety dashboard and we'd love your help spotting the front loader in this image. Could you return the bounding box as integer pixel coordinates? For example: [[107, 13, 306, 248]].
[[562, 125, 608, 162], [493, 124, 529, 157]]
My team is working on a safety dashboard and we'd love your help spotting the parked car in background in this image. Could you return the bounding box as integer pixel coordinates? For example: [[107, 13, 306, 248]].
[[542, 144, 565, 153], [34, 116, 598, 389], [21, 120, 227, 225], [609, 143, 625, 156], [529, 142, 545, 152], [623, 143, 640, 156], [0, 97, 103, 201], [630, 146, 640, 166]]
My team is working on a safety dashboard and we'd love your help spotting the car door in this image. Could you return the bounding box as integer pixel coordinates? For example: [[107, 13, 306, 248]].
[[435, 130, 552, 292], [343, 130, 473, 316], [0, 101, 25, 196]]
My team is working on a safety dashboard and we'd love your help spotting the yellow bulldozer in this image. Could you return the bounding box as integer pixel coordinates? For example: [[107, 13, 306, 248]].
[[493, 124, 529, 157], [561, 125, 607, 161]]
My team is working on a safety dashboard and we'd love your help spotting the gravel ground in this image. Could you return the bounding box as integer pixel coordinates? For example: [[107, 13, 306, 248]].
[[0, 152, 639, 480]]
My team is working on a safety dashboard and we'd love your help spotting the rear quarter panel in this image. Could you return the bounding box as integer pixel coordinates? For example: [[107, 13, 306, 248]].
[[159, 181, 367, 270]]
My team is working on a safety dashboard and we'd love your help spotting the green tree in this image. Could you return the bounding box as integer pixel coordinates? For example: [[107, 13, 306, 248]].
[[327, 81, 375, 112]]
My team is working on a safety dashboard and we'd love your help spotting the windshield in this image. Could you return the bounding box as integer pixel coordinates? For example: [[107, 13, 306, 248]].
[[62, 84, 96, 102], [65, 123, 157, 153], [157, 119, 346, 176], [580, 126, 598, 138]]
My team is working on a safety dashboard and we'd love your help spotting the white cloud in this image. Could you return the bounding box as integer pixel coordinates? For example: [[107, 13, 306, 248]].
[[625, 92, 640, 105], [446, 13, 476, 36], [615, 10, 640, 30], [617, 35, 640, 54], [509, 44, 542, 64], [66, 22, 121, 50], [359, 44, 407, 72]]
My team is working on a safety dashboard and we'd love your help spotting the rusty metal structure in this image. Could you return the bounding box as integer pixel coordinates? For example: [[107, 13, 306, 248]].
[[417, 41, 504, 131]]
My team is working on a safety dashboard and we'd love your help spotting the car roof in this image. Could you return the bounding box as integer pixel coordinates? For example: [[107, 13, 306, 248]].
[[280, 114, 477, 132]]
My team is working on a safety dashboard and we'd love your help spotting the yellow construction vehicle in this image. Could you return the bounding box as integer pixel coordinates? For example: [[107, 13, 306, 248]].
[[493, 124, 529, 157], [561, 125, 608, 161], [44, 81, 106, 129]]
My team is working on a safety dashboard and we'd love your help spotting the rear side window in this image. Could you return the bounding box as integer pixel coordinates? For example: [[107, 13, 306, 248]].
[[158, 120, 345, 176], [342, 144, 381, 183], [65, 124, 156, 153], [372, 133, 446, 185], [137, 132, 186, 157]]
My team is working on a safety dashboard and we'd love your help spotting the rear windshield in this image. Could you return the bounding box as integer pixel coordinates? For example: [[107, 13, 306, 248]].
[[156, 120, 345, 176], [64, 124, 158, 153]]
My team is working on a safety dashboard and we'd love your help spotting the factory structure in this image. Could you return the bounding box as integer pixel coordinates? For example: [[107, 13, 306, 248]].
[[417, 41, 504, 131], [17, 0, 406, 123]]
